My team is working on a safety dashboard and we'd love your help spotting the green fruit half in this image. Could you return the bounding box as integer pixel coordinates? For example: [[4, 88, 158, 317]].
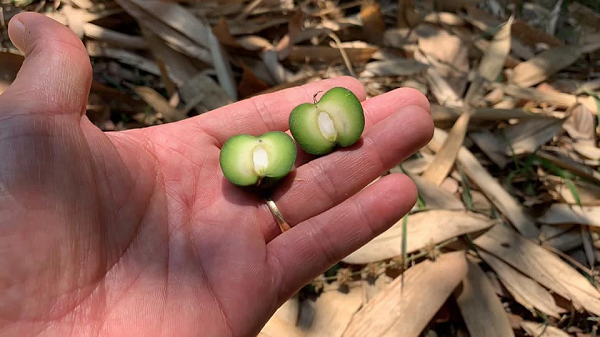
[[219, 131, 297, 188], [289, 87, 365, 155]]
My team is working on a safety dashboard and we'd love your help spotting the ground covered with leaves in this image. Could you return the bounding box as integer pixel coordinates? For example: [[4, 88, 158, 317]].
[[1, 0, 600, 336]]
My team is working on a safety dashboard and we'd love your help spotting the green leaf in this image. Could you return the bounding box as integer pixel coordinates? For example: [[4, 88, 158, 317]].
[[564, 177, 582, 207]]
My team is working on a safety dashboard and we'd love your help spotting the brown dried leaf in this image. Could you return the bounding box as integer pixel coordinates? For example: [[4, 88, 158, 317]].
[[276, 9, 304, 60], [430, 128, 540, 238], [238, 64, 271, 98], [360, 59, 428, 77], [510, 46, 582, 88], [469, 130, 510, 169], [287, 45, 378, 65], [478, 16, 513, 83], [422, 111, 470, 186], [455, 258, 515, 337], [539, 204, 600, 227], [130, 86, 186, 122], [179, 73, 232, 112], [0, 51, 23, 95], [480, 251, 565, 318], [520, 321, 570, 337], [343, 251, 467, 337], [474, 224, 600, 316], [408, 173, 465, 210], [418, 25, 469, 96], [86, 41, 160, 75], [262, 286, 363, 337], [501, 118, 565, 155], [342, 210, 495, 264], [563, 104, 596, 145], [359, 2, 385, 45]]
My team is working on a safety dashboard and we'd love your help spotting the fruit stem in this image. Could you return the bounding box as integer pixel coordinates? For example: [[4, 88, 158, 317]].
[[313, 91, 323, 105]]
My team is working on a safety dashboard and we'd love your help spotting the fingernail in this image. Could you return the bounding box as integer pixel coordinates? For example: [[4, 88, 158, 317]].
[[8, 17, 26, 51]]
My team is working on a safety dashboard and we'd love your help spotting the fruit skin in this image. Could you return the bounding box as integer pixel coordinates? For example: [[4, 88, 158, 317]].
[[289, 87, 364, 155], [219, 131, 297, 188]]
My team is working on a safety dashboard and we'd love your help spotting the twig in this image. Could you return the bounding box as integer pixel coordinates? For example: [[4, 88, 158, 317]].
[[328, 32, 356, 78]]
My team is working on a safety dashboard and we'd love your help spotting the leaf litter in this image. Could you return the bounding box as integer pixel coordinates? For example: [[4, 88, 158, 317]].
[[2, 0, 600, 335]]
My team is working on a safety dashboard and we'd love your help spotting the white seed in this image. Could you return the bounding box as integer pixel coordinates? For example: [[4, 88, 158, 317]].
[[318, 112, 337, 141], [253, 145, 269, 175]]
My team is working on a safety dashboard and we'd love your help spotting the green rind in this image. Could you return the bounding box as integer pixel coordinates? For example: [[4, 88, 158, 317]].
[[219, 134, 259, 186], [259, 131, 297, 178], [289, 103, 336, 155], [317, 87, 365, 147]]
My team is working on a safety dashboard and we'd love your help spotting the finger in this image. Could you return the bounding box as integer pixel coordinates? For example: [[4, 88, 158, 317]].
[[293, 87, 430, 166], [259, 102, 433, 241], [267, 173, 417, 302], [0, 12, 92, 117], [196, 76, 366, 146]]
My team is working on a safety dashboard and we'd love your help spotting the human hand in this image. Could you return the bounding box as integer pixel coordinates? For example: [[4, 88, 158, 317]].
[[0, 12, 433, 336]]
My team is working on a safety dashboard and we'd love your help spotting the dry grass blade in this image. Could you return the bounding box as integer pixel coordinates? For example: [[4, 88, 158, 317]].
[[421, 111, 470, 186], [455, 258, 515, 337], [429, 128, 540, 238], [261, 286, 364, 337], [520, 321, 570, 337], [509, 46, 582, 88], [474, 224, 600, 316], [342, 210, 495, 264], [479, 251, 565, 318], [342, 251, 467, 337], [538, 204, 600, 227]]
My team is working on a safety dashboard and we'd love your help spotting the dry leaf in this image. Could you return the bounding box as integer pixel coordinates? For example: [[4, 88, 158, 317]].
[[477, 16, 513, 83], [179, 73, 232, 112], [238, 64, 271, 98], [276, 9, 304, 60], [409, 173, 465, 210], [479, 251, 565, 318], [474, 224, 600, 316], [287, 45, 378, 65], [572, 143, 600, 161], [455, 258, 515, 337], [430, 128, 540, 238], [359, 2, 385, 45], [520, 321, 570, 337], [543, 228, 583, 252], [500, 118, 565, 155], [509, 46, 582, 88], [86, 41, 161, 75], [130, 86, 186, 122], [538, 204, 600, 227], [343, 251, 467, 337], [469, 130, 510, 169], [421, 111, 470, 186], [417, 25, 469, 96], [83, 23, 148, 50], [0, 51, 23, 94], [536, 151, 600, 185], [342, 210, 495, 264], [359, 59, 428, 77], [563, 104, 596, 145], [261, 286, 364, 337], [423, 12, 465, 26], [431, 104, 546, 123]]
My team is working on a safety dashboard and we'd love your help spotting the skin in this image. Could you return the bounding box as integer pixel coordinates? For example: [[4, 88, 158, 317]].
[[0, 12, 434, 337]]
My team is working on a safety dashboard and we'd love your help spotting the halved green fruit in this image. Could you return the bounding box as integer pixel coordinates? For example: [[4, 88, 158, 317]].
[[219, 131, 297, 188], [289, 87, 365, 155]]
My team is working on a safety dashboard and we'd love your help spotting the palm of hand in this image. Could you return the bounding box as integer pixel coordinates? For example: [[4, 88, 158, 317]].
[[0, 13, 433, 337]]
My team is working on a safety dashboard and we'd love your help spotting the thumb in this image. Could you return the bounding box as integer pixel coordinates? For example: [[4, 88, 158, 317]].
[[1, 12, 92, 117]]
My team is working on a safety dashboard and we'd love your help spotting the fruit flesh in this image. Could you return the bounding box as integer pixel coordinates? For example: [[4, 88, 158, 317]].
[[219, 131, 297, 187], [289, 87, 364, 155]]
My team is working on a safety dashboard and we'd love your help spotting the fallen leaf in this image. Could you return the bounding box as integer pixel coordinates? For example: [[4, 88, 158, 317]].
[[359, 2, 385, 45], [500, 117, 565, 155], [455, 258, 515, 337], [563, 104, 596, 145], [276, 9, 304, 60], [342, 210, 495, 264], [408, 173, 465, 210], [479, 251, 566, 318], [129, 86, 186, 122], [287, 45, 378, 65], [359, 59, 428, 77], [474, 224, 600, 316], [343, 251, 467, 337], [509, 46, 582, 88], [238, 64, 271, 98], [520, 321, 570, 337], [429, 128, 540, 238], [538, 204, 600, 227]]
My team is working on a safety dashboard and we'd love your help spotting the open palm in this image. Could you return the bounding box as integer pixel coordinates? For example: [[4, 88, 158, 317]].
[[0, 13, 433, 337]]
